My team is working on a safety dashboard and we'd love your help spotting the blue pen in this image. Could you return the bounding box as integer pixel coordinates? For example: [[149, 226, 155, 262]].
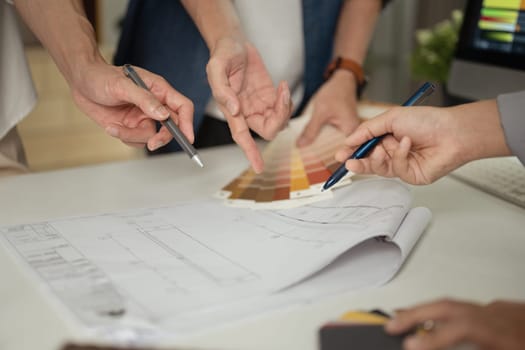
[[322, 82, 435, 191]]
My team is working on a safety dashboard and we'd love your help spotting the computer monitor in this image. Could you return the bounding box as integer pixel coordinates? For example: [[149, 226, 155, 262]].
[[448, 0, 525, 100]]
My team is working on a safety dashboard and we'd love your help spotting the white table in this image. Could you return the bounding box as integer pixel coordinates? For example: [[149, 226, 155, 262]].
[[1, 145, 524, 350]]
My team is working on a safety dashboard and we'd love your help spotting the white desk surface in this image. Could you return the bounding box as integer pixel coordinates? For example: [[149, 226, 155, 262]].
[[1, 144, 524, 350]]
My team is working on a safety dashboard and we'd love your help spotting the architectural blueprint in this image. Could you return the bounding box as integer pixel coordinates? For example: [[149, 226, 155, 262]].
[[0, 178, 431, 341]]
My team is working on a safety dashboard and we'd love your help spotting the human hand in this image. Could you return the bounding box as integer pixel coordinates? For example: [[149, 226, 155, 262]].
[[297, 70, 361, 147], [385, 299, 525, 350], [70, 62, 194, 151], [334, 99, 511, 185], [334, 105, 466, 184], [206, 37, 292, 173]]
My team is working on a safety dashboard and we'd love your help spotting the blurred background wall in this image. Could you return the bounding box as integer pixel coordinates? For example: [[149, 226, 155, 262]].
[[366, 0, 467, 105]]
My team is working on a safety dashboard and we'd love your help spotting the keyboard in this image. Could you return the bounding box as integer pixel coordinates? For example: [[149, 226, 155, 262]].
[[450, 157, 525, 209]]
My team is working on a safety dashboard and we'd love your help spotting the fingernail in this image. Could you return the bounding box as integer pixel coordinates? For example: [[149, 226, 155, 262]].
[[297, 137, 309, 147], [155, 105, 169, 119], [253, 163, 264, 174], [151, 141, 164, 151], [106, 126, 119, 138], [282, 89, 290, 105], [226, 100, 237, 115], [385, 318, 403, 333]]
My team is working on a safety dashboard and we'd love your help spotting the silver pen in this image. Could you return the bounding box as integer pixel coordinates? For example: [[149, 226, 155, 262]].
[[123, 64, 204, 168]]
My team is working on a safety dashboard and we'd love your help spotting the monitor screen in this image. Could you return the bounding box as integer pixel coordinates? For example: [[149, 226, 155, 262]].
[[456, 0, 525, 70], [448, 0, 525, 101]]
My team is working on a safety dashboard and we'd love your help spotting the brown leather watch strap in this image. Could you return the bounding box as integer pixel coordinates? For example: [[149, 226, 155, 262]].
[[324, 57, 366, 85], [324, 57, 368, 97]]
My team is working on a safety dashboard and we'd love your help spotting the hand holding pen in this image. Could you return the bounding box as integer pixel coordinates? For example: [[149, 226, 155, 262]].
[[334, 92, 508, 185], [323, 82, 435, 190], [123, 65, 203, 167]]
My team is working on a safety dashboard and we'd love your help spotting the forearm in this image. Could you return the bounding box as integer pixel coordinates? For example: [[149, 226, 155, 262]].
[[14, 0, 104, 87], [450, 99, 512, 162], [180, 0, 245, 51], [333, 0, 382, 64]]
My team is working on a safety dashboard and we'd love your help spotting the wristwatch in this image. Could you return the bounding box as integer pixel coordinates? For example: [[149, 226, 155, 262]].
[[324, 57, 368, 98]]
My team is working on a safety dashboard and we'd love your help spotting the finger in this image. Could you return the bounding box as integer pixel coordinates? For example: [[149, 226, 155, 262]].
[[112, 74, 170, 121], [286, 86, 294, 121], [246, 81, 291, 140], [386, 299, 467, 335], [338, 107, 361, 135], [206, 58, 240, 116], [147, 125, 173, 152], [105, 121, 157, 144], [335, 145, 354, 162], [337, 129, 398, 163], [345, 159, 369, 174], [160, 103, 195, 145], [344, 108, 399, 147], [122, 110, 144, 128], [137, 68, 195, 143], [263, 81, 292, 138], [297, 105, 325, 147], [403, 320, 471, 350], [148, 75, 196, 143], [344, 147, 394, 177], [123, 141, 147, 149], [391, 136, 413, 181], [172, 101, 195, 144], [367, 145, 392, 176], [340, 148, 387, 176], [225, 111, 264, 173]]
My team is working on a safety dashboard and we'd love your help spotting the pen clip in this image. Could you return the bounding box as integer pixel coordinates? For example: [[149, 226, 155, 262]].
[[123, 64, 149, 90], [412, 83, 435, 106], [123, 64, 132, 78]]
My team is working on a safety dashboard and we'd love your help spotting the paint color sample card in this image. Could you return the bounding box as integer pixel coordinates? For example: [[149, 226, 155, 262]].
[[217, 103, 390, 209]]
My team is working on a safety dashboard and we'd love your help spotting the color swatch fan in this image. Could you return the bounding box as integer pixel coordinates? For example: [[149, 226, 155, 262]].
[[216, 112, 353, 209]]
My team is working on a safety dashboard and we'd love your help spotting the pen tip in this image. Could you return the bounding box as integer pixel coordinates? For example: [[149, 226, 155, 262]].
[[193, 155, 204, 168]]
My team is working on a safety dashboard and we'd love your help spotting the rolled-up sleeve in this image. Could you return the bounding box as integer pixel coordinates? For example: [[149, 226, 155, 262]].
[[497, 91, 525, 165]]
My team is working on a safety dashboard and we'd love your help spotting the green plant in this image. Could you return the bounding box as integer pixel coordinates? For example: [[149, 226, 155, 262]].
[[411, 10, 463, 83]]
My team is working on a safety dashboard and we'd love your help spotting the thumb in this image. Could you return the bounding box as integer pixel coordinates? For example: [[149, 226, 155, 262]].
[[344, 108, 398, 148], [297, 114, 324, 147]]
